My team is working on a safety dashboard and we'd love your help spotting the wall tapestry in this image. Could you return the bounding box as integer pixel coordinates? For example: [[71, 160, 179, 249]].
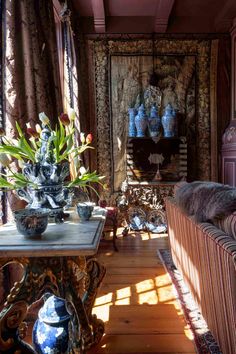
[[91, 39, 211, 196], [110, 55, 196, 190]]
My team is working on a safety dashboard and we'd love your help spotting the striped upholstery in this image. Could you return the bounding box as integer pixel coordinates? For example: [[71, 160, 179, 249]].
[[166, 197, 236, 354], [213, 212, 236, 241]]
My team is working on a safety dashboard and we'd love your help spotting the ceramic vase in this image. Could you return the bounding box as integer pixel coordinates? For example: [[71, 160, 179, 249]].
[[128, 107, 137, 137], [33, 294, 71, 354], [171, 108, 178, 136], [148, 105, 161, 137], [17, 162, 70, 222], [161, 103, 177, 137], [135, 104, 148, 137]]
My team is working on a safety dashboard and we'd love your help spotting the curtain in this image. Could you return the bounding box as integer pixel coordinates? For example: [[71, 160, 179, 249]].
[[60, 3, 95, 189], [4, 0, 63, 135], [4, 0, 63, 215]]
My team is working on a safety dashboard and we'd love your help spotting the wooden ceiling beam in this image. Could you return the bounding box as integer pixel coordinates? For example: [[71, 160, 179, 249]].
[[155, 0, 175, 33], [91, 0, 106, 33]]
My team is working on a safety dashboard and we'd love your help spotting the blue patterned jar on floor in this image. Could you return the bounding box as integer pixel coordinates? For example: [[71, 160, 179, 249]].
[[32, 294, 71, 354], [148, 105, 161, 137], [161, 103, 177, 137], [135, 104, 148, 137], [128, 107, 137, 137]]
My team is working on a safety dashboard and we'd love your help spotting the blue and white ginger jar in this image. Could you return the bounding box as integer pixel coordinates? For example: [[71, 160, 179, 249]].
[[128, 107, 137, 137], [33, 294, 71, 354], [148, 105, 161, 137], [135, 104, 148, 137], [161, 103, 177, 137]]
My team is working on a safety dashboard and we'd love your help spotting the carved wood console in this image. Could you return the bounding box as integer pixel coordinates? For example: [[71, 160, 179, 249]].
[[118, 181, 175, 235]]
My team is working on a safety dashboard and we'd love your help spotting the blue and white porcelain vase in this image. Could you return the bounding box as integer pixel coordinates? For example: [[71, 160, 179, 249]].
[[135, 104, 148, 137], [161, 103, 177, 137], [128, 107, 137, 137], [148, 105, 161, 137], [33, 294, 71, 354], [171, 108, 178, 136]]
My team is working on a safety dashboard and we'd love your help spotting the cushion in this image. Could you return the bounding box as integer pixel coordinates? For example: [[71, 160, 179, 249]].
[[213, 212, 236, 241], [174, 181, 236, 222], [173, 181, 187, 198]]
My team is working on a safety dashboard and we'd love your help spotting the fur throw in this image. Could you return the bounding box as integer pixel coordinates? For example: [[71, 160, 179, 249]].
[[174, 181, 236, 222]]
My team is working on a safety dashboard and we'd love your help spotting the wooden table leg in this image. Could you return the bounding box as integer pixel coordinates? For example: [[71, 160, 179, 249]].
[[0, 256, 106, 353]]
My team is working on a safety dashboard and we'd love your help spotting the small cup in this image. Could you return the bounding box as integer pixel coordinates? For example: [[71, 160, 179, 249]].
[[77, 202, 94, 221]]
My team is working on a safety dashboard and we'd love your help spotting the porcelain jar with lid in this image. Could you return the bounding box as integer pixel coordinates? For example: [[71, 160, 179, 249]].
[[128, 107, 137, 137], [32, 294, 71, 354], [161, 103, 177, 137], [135, 104, 148, 137], [148, 104, 161, 137]]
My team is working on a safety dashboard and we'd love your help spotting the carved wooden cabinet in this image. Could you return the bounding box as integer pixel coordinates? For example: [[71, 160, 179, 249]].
[[117, 136, 187, 234], [126, 136, 187, 182], [118, 181, 175, 235]]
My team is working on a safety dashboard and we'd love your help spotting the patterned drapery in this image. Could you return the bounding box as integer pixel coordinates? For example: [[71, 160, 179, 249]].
[[3, 0, 63, 216], [4, 0, 63, 135]]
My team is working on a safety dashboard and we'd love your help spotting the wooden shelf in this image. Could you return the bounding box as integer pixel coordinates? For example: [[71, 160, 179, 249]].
[[127, 136, 180, 140]]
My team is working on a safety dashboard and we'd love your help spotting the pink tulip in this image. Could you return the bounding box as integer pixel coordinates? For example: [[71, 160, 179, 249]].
[[86, 133, 93, 144]]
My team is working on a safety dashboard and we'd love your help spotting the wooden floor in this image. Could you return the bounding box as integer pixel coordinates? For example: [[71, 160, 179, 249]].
[[88, 230, 197, 354]]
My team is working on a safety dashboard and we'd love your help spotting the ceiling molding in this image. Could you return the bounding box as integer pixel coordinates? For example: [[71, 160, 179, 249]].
[[155, 0, 175, 32], [215, 0, 236, 32], [91, 0, 106, 33]]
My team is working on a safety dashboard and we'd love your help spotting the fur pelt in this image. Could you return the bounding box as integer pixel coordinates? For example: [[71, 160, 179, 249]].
[[174, 181, 236, 222]]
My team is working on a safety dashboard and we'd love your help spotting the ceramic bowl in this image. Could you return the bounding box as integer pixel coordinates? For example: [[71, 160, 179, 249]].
[[14, 208, 49, 238], [77, 202, 95, 221]]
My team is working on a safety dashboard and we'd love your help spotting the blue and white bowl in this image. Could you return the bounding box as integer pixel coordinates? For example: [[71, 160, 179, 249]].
[[14, 208, 49, 238]]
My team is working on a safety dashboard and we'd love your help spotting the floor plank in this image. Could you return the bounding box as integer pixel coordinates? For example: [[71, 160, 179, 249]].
[[89, 232, 196, 353]]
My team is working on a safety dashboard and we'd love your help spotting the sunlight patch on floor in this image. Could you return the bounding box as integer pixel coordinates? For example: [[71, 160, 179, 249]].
[[157, 285, 175, 302], [116, 286, 131, 300], [94, 293, 113, 306], [184, 327, 194, 340], [115, 298, 130, 305], [135, 279, 155, 293], [155, 274, 171, 287], [138, 290, 158, 304], [92, 303, 112, 322]]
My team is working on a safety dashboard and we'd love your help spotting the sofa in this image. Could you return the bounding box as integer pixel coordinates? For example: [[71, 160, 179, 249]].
[[165, 183, 236, 354]]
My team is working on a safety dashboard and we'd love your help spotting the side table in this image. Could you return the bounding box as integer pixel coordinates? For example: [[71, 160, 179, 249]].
[[0, 207, 106, 353]]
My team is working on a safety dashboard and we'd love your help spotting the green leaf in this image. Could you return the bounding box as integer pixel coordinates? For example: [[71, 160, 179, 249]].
[[0, 145, 28, 160], [67, 171, 105, 188], [15, 121, 24, 138], [0, 177, 15, 189], [18, 137, 36, 162]]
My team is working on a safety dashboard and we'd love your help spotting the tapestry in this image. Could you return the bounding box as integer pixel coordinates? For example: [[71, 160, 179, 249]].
[[110, 55, 196, 189], [92, 39, 211, 196]]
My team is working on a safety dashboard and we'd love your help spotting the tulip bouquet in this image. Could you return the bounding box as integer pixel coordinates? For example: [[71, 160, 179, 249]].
[[0, 110, 104, 210]]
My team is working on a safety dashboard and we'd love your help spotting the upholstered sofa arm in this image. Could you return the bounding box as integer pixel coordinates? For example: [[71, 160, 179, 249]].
[[165, 197, 236, 354]]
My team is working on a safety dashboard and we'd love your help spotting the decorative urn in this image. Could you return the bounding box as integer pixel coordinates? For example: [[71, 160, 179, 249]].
[[32, 294, 71, 354], [128, 107, 137, 137], [135, 104, 148, 137], [148, 104, 161, 137], [161, 103, 177, 137]]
